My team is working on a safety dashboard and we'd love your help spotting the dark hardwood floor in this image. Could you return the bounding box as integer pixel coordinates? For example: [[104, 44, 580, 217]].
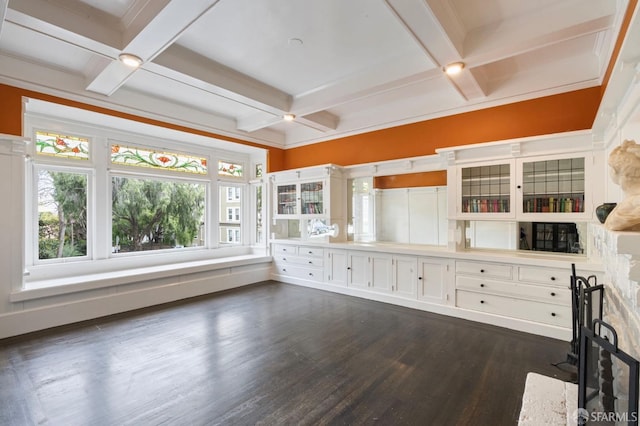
[[1, 281, 574, 426]]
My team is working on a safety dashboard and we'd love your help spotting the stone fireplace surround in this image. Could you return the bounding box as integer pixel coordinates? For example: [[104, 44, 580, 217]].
[[591, 224, 640, 363], [591, 224, 640, 418], [519, 225, 640, 425]]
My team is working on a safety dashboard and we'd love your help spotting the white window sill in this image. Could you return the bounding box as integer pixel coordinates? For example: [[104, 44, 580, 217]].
[[11, 254, 272, 302]]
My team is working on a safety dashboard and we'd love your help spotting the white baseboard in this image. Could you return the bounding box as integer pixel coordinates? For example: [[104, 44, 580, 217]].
[[0, 266, 271, 339]]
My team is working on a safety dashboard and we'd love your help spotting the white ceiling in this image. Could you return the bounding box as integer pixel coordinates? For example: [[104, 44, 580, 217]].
[[0, 0, 628, 149]]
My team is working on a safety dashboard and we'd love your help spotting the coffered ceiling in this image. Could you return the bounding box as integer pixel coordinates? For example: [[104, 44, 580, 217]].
[[0, 0, 628, 149]]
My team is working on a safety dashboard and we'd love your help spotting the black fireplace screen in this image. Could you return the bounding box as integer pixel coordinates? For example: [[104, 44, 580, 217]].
[[578, 320, 639, 425], [567, 263, 601, 365]]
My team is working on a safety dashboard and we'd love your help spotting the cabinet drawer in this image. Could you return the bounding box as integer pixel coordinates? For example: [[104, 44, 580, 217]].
[[298, 246, 324, 258], [274, 264, 323, 282], [456, 261, 512, 279], [518, 266, 569, 287], [273, 245, 297, 255], [456, 290, 570, 328], [456, 276, 570, 306], [288, 256, 324, 267]]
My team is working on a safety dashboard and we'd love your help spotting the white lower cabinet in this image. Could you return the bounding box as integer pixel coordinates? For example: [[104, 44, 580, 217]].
[[326, 249, 348, 286], [272, 242, 583, 338], [369, 253, 393, 292], [455, 260, 571, 328], [273, 244, 324, 283], [346, 252, 414, 297], [417, 257, 447, 304], [392, 255, 418, 298], [347, 251, 369, 289]]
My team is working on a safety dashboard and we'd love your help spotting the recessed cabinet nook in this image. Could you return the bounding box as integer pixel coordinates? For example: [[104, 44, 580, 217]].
[[268, 130, 605, 340]]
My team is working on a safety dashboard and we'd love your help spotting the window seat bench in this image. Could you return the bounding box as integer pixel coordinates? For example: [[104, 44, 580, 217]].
[[12, 254, 273, 302]]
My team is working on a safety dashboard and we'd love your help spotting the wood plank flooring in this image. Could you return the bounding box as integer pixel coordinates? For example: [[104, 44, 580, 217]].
[[0, 281, 574, 425]]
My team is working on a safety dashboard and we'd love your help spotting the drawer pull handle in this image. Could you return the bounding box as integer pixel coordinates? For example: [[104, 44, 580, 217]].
[[308, 251, 313, 254], [283, 258, 287, 261], [480, 300, 485, 304], [480, 269, 485, 273], [283, 248, 287, 252], [550, 276, 556, 281], [550, 292, 556, 296], [551, 313, 556, 317], [347, 267, 351, 270], [309, 273, 313, 276], [282, 268, 287, 272], [418, 277, 423, 280], [480, 283, 485, 288], [308, 261, 312, 264]]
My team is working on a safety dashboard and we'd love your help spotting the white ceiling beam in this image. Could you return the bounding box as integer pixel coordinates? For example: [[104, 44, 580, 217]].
[[0, 0, 8, 38], [150, 45, 292, 115], [384, 0, 484, 100], [292, 68, 443, 116], [86, 0, 222, 96], [464, 0, 616, 66], [7, 0, 122, 49], [237, 113, 283, 133], [0, 52, 286, 147], [151, 46, 340, 134], [296, 111, 339, 133]]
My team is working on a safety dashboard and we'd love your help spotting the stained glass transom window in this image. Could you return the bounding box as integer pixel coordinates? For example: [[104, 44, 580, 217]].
[[218, 160, 243, 177], [35, 131, 90, 160], [111, 144, 208, 174]]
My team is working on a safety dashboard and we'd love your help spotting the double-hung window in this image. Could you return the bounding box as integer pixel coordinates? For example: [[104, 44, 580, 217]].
[[218, 160, 245, 245], [33, 131, 92, 261], [24, 115, 263, 291]]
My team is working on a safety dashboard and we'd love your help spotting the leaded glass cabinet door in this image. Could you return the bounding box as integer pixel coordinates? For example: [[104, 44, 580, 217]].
[[458, 161, 514, 218], [300, 181, 324, 215], [276, 183, 298, 215], [518, 155, 589, 220]]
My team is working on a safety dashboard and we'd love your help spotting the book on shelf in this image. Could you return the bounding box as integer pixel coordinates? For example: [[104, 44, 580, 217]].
[[523, 196, 583, 213], [462, 198, 509, 213]]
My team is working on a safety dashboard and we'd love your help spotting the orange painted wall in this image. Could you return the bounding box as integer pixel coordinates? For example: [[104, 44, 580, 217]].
[[374, 170, 447, 189], [283, 87, 602, 170], [0, 84, 286, 172]]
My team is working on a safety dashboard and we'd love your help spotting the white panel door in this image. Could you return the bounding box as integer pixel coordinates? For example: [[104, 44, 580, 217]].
[[326, 249, 348, 286], [348, 251, 369, 289], [393, 255, 417, 298], [417, 258, 445, 303], [370, 253, 393, 292]]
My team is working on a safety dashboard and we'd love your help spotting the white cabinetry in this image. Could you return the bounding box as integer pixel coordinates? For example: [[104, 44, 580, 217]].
[[393, 255, 418, 298], [454, 153, 593, 221], [417, 257, 447, 303], [346, 252, 415, 297], [455, 260, 571, 328], [439, 131, 602, 225], [326, 249, 348, 286], [369, 253, 393, 293], [272, 244, 324, 283], [269, 165, 346, 241], [347, 251, 370, 289]]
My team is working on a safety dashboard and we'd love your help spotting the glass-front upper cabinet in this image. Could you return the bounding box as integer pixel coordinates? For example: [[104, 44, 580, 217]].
[[456, 154, 591, 220], [276, 184, 297, 215], [519, 157, 585, 215], [459, 161, 514, 218], [300, 181, 324, 215], [275, 180, 325, 217]]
